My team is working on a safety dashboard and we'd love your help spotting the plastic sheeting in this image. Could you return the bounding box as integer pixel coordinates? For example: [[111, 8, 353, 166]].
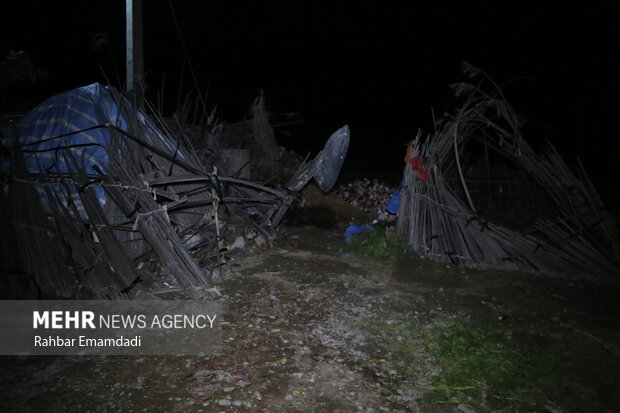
[[2, 83, 189, 207], [313, 125, 349, 192]]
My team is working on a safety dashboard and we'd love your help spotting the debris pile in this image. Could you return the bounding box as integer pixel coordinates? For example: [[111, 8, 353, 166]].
[[0, 83, 350, 299], [334, 179, 397, 222], [396, 62, 620, 280]]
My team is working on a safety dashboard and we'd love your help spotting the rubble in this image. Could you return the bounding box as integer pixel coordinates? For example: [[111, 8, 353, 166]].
[[334, 178, 398, 223], [0, 83, 350, 299], [396, 62, 620, 280]]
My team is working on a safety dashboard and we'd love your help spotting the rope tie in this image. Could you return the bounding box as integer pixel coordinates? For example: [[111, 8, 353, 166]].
[[132, 204, 169, 231]]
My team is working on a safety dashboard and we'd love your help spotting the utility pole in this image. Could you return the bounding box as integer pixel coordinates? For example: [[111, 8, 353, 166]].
[[126, 0, 144, 103]]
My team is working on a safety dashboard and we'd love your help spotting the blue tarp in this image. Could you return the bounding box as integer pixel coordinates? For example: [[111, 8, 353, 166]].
[[13, 83, 124, 176], [345, 224, 374, 244], [11, 83, 186, 173], [387, 182, 403, 214], [2, 83, 189, 209]]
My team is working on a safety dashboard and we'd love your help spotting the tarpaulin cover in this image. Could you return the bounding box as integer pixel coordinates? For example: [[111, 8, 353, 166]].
[[313, 124, 349, 192], [2, 83, 188, 207]]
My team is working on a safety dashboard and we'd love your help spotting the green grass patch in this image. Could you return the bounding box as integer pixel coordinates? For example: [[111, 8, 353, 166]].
[[353, 316, 594, 412], [425, 324, 552, 411], [347, 225, 409, 258]]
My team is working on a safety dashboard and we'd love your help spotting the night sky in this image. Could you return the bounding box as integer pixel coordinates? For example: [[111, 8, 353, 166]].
[[2, 1, 619, 209]]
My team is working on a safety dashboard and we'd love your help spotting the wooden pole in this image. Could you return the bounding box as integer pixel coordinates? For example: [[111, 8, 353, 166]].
[[126, 0, 144, 102]]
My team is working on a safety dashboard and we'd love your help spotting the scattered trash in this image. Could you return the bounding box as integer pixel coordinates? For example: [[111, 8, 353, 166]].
[[254, 235, 267, 247], [345, 224, 374, 244], [231, 236, 245, 250], [386, 182, 403, 214], [334, 179, 397, 222]]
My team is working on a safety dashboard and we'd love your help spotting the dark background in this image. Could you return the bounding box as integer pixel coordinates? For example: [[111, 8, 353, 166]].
[[1, 1, 618, 211]]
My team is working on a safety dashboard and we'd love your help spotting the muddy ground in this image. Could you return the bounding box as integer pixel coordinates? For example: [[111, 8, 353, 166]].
[[1, 223, 620, 413]]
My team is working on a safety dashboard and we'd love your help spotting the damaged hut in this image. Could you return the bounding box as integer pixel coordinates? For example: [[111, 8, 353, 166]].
[[396, 63, 620, 281], [0, 83, 349, 299]]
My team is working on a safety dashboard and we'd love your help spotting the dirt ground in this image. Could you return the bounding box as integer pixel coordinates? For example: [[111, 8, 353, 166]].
[[2, 223, 620, 413]]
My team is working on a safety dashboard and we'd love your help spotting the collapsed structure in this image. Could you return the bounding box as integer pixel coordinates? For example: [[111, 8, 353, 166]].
[[0, 83, 349, 299], [396, 63, 619, 281]]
